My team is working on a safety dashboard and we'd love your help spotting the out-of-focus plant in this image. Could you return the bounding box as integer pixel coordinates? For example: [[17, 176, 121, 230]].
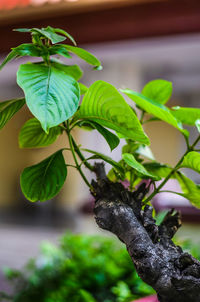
[[2, 233, 154, 302]]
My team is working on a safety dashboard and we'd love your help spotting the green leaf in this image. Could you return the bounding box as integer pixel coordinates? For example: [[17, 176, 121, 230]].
[[79, 120, 120, 151], [14, 26, 77, 46], [75, 81, 149, 144], [14, 43, 43, 57], [144, 162, 172, 178], [83, 149, 124, 175], [142, 79, 173, 105], [32, 27, 66, 44], [49, 45, 72, 58], [176, 172, 200, 208], [79, 289, 96, 302], [50, 62, 83, 81], [17, 63, 80, 133], [20, 150, 67, 202], [195, 120, 200, 133], [14, 28, 31, 33], [135, 145, 155, 160], [62, 45, 101, 67], [122, 153, 159, 179], [79, 83, 88, 95], [19, 118, 63, 148], [0, 49, 18, 70], [171, 106, 200, 126], [181, 151, 200, 173], [121, 89, 188, 137], [0, 98, 25, 129], [50, 27, 77, 46]]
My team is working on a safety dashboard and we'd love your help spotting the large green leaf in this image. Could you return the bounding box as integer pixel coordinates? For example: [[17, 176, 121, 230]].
[[121, 89, 188, 137], [63, 45, 101, 67], [79, 120, 120, 151], [50, 62, 83, 80], [20, 150, 67, 202], [83, 149, 124, 175], [0, 98, 25, 129], [17, 63, 80, 133], [75, 81, 149, 144], [122, 153, 159, 179], [142, 79, 173, 105], [181, 151, 200, 173], [19, 118, 63, 148], [171, 106, 200, 126]]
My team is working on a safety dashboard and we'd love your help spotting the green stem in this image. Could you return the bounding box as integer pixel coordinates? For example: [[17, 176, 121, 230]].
[[71, 137, 94, 172], [64, 122, 91, 188], [140, 110, 145, 124], [144, 134, 200, 203]]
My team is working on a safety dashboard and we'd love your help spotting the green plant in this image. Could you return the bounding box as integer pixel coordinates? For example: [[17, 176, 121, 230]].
[[2, 233, 155, 302], [1, 26, 200, 301]]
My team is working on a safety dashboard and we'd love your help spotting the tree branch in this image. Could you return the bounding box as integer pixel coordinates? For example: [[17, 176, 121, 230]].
[[92, 163, 200, 302]]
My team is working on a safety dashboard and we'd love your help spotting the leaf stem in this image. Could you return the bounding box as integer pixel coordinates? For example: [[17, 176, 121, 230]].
[[64, 122, 91, 188], [71, 137, 94, 172], [144, 134, 200, 203]]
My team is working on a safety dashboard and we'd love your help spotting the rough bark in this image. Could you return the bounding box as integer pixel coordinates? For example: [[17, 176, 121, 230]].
[[92, 163, 200, 302]]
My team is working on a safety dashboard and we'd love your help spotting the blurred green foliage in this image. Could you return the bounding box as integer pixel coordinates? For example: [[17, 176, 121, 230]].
[[2, 233, 155, 302]]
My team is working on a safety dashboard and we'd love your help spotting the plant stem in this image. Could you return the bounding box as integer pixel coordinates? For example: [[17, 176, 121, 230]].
[[144, 134, 200, 203], [64, 122, 91, 188], [71, 137, 94, 172]]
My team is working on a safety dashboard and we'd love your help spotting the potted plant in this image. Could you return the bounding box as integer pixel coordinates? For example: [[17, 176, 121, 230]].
[[1, 26, 200, 302]]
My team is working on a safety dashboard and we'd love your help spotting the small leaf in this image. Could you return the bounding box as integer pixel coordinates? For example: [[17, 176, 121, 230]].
[[14, 43, 43, 57], [19, 118, 62, 148], [79, 120, 120, 151], [122, 142, 140, 154], [0, 49, 18, 70], [121, 89, 188, 137], [122, 153, 159, 179], [49, 45, 72, 58], [50, 62, 83, 80], [83, 149, 124, 175], [195, 120, 200, 133], [181, 151, 200, 173], [17, 63, 80, 133], [79, 83, 88, 95], [0, 98, 25, 129], [14, 28, 32, 33], [20, 150, 67, 202], [63, 45, 101, 67], [135, 145, 155, 160], [176, 172, 200, 208], [75, 81, 149, 144], [14, 26, 77, 46], [171, 106, 200, 126], [31, 27, 66, 44], [144, 162, 172, 178], [142, 79, 173, 105], [50, 27, 77, 46]]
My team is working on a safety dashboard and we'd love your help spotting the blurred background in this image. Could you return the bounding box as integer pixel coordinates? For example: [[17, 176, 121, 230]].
[[1, 0, 200, 292]]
